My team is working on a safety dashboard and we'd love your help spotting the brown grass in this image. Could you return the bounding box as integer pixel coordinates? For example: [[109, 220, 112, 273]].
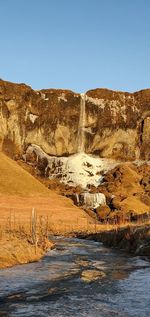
[[1, 152, 149, 268], [0, 152, 52, 196]]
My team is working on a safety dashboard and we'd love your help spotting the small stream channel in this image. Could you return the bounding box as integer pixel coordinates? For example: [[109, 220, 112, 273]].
[[0, 237, 150, 317]]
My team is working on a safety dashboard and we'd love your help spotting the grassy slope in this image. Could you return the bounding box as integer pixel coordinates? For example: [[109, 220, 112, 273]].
[[0, 151, 91, 233], [0, 152, 92, 268], [0, 152, 52, 196]]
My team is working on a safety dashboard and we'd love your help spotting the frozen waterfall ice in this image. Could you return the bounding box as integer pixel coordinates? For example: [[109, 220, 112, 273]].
[[24, 93, 120, 209], [80, 192, 106, 209], [25, 144, 117, 188]]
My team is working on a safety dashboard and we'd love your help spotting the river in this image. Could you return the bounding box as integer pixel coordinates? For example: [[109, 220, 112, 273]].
[[0, 237, 150, 317]]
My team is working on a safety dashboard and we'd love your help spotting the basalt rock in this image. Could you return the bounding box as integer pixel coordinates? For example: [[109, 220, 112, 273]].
[[85, 88, 150, 160], [0, 80, 80, 157], [0, 79, 150, 160], [97, 163, 150, 217]]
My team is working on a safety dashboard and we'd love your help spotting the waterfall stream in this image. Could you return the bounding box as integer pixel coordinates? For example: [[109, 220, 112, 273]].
[[78, 93, 86, 153], [25, 94, 118, 190]]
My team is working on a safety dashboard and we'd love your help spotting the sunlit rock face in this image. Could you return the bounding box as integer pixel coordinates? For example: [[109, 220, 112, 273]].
[[0, 80, 150, 160], [85, 89, 150, 160], [0, 80, 81, 157]]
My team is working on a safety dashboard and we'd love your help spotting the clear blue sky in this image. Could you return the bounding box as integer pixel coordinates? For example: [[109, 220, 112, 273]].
[[0, 0, 150, 92]]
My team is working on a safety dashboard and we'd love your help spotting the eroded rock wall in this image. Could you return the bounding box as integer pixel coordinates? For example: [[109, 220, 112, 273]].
[[0, 80, 80, 156], [0, 80, 149, 160], [85, 89, 150, 160]]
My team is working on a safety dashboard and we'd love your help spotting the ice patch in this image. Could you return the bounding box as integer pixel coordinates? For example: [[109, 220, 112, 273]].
[[80, 192, 106, 208], [58, 93, 67, 102], [26, 144, 118, 189], [29, 113, 38, 123], [86, 96, 106, 109]]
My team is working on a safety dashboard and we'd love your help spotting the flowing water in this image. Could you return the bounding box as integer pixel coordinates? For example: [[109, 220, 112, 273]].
[[78, 93, 86, 153], [0, 237, 150, 317]]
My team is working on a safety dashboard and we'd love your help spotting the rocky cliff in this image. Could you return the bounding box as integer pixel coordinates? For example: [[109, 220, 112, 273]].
[[0, 79, 150, 160], [86, 89, 150, 160]]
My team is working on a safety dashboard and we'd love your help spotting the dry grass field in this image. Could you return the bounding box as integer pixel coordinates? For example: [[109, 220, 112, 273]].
[[0, 152, 93, 268]]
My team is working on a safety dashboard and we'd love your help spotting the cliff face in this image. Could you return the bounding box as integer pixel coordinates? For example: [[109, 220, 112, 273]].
[[0, 79, 150, 160], [85, 89, 150, 160], [0, 80, 81, 157]]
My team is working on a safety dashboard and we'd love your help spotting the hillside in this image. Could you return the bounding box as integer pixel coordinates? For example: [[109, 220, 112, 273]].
[[0, 152, 91, 234], [0, 152, 53, 196]]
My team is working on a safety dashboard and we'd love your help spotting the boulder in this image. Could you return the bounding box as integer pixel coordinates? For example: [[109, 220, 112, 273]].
[[96, 205, 111, 221]]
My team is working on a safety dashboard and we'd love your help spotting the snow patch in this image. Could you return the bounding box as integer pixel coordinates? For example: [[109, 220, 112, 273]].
[[87, 94, 139, 122], [86, 96, 105, 109], [29, 114, 38, 123], [58, 93, 67, 102]]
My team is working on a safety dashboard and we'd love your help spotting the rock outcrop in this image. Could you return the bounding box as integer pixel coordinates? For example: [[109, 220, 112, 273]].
[[0, 79, 150, 160], [0, 80, 80, 157], [85, 89, 150, 160], [97, 162, 150, 219]]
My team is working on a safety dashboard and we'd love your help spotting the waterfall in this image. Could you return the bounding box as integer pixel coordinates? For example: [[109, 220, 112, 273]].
[[81, 192, 106, 209], [78, 93, 86, 153]]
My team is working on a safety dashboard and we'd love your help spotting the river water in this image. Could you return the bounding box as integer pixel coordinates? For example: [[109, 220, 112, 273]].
[[0, 237, 150, 317]]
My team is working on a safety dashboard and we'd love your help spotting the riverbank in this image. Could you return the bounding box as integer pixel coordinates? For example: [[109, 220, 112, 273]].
[[80, 223, 150, 257], [1, 222, 150, 269], [0, 233, 54, 269]]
